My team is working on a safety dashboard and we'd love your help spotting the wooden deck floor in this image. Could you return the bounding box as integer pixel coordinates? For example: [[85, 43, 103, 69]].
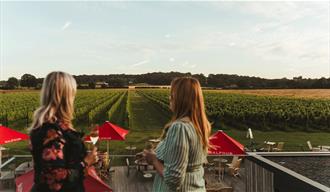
[[0, 166, 245, 192], [108, 166, 154, 191], [107, 165, 245, 192]]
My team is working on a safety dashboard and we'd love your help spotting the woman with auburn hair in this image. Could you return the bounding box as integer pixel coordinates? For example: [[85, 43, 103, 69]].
[[29, 71, 98, 192], [144, 77, 211, 192]]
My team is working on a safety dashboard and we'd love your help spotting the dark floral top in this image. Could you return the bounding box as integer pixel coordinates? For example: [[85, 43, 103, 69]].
[[30, 122, 87, 192]]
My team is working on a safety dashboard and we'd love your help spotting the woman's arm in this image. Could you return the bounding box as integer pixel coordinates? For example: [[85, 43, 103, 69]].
[[144, 150, 164, 176], [144, 122, 190, 191], [162, 122, 189, 191]]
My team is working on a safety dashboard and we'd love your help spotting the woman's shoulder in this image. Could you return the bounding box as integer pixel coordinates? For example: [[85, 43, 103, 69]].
[[171, 119, 193, 129], [168, 119, 194, 135], [30, 122, 64, 149], [30, 122, 58, 137]]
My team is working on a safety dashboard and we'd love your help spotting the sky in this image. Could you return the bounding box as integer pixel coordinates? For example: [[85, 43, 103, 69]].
[[0, 1, 329, 80]]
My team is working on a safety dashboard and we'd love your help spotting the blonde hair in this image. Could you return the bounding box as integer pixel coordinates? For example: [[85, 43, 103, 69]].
[[29, 71, 77, 132], [161, 77, 211, 150]]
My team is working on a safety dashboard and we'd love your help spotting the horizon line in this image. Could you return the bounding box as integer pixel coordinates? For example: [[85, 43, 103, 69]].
[[1, 71, 329, 81]]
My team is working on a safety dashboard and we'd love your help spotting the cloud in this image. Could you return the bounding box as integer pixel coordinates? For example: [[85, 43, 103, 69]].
[[164, 34, 172, 39], [61, 21, 71, 31], [189, 64, 197, 68], [229, 42, 236, 47], [131, 59, 149, 67]]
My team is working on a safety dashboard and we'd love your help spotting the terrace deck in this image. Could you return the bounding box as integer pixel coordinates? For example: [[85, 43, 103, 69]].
[[108, 165, 246, 192], [0, 157, 246, 192]]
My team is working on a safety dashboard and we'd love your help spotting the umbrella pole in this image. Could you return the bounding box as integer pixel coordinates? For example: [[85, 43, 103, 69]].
[[107, 141, 109, 155]]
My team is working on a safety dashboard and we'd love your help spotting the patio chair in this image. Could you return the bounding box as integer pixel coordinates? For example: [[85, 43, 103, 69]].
[[273, 142, 285, 152], [258, 141, 269, 152], [204, 161, 215, 172], [98, 153, 115, 180], [226, 156, 238, 168], [227, 158, 242, 177], [307, 141, 321, 151], [126, 157, 137, 177]]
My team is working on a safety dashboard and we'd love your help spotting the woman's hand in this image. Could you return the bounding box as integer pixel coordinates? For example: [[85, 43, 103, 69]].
[[84, 147, 98, 166], [144, 149, 164, 177], [143, 149, 157, 165]]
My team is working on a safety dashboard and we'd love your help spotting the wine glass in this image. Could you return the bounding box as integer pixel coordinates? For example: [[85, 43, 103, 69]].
[[89, 124, 99, 147]]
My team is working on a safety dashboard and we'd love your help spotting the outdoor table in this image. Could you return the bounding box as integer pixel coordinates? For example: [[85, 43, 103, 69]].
[[318, 145, 330, 151], [148, 139, 161, 148], [125, 146, 137, 155], [143, 173, 153, 179], [213, 158, 228, 181], [148, 139, 160, 143], [265, 142, 276, 152], [135, 159, 149, 172]]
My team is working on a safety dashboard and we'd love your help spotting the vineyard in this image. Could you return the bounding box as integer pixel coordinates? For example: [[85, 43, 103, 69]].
[[1, 89, 330, 153], [0, 90, 128, 132], [1, 89, 330, 132], [139, 89, 330, 131]]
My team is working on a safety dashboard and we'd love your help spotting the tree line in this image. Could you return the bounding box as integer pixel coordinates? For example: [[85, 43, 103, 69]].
[[1, 72, 330, 89]]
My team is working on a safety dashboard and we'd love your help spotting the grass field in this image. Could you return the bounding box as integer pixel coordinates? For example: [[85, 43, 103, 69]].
[[1, 89, 330, 158], [215, 89, 330, 99]]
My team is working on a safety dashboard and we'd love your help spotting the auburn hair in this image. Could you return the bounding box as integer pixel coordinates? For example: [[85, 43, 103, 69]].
[[29, 71, 77, 132], [161, 77, 211, 150]]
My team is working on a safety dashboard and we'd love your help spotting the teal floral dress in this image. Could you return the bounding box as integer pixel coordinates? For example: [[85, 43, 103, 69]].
[[153, 120, 207, 192]]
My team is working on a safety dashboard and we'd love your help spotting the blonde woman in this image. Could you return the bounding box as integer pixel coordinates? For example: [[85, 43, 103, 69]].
[[29, 72, 98, 192], [144, 77, 211, 192]]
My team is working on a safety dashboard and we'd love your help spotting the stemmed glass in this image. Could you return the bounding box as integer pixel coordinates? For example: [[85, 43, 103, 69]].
[[89, 124, 99, 146]]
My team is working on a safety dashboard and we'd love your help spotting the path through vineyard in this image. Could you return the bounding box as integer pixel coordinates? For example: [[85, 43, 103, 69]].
[[104, 90, 169, 155], [128, 90, 169, 131]]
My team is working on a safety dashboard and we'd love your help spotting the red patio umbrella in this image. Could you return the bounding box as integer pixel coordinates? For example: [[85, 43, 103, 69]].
[[208, 130, 245, 155], [15, 167, 112, 192], [0, 125, 29, 171], [0, 125, 29, 145], [85, 121, 129, 154]]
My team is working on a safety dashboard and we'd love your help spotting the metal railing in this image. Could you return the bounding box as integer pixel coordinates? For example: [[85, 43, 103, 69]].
[[246, 152, 330, 192], [2, 152, 330, 192]]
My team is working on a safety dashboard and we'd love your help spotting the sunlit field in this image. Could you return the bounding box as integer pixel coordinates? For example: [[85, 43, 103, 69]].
[[1, 88, 330, 155], [214, 89, 330, 99]]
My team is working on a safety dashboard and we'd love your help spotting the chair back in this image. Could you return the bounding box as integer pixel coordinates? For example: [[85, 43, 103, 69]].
[[231, 156, 238, 165], [102, 153, 110, 170], [277, 142, 285, 150], [233, 158, 242, 168], [307, 141, 313, 150]]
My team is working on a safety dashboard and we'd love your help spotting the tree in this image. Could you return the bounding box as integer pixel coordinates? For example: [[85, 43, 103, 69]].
[[107, 78, 128, 87], [88, 82, 96, 89], [6, 77, 19, 89], [20, 74, 37, 88]]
